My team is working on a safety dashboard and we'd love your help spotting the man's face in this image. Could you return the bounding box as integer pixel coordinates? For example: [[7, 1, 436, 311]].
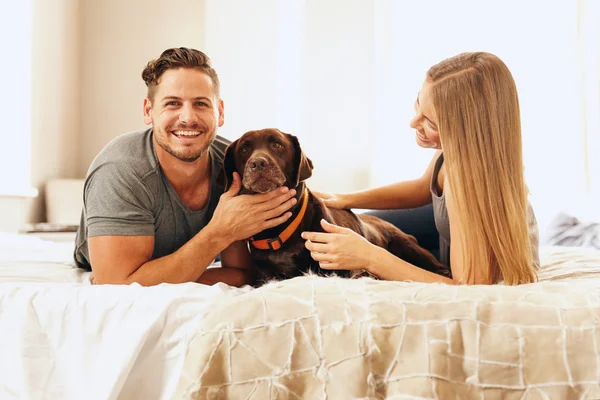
[[143, 68, 224, 163]]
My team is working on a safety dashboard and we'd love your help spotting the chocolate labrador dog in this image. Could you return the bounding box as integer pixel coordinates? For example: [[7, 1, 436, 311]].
[[219, 128, 451, 285]]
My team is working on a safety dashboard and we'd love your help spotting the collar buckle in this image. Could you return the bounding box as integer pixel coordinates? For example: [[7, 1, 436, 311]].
[[267, 237, 283, 250]]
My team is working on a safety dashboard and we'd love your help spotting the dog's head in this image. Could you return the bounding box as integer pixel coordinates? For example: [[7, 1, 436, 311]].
[[219, 128, 313, 193]]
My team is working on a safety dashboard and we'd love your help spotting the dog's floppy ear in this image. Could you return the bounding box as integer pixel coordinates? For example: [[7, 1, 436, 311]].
[[217, 139, 238, 191], [287, 133, 313, 187]]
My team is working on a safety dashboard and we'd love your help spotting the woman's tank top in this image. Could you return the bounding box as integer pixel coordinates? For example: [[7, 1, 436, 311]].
[[430, 153, 540, 270]]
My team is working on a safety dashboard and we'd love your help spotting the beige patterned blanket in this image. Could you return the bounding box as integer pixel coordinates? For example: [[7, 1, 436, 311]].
[[174, 247, 600, 399]]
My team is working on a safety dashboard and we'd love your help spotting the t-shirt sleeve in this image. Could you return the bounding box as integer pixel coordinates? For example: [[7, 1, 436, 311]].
[[84, 162, 155, 237]]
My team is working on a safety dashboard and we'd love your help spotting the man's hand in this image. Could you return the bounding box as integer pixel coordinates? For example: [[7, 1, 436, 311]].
[[210, 172, 298, 242]]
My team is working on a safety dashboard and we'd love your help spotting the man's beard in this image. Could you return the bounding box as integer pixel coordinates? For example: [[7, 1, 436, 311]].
[[154, 124, 214, 162]]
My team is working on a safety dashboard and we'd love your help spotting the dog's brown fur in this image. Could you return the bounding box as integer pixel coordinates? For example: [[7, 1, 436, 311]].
[[219, 128, 451, 285]]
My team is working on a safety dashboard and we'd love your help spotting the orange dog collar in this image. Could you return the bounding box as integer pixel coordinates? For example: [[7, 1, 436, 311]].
[[248, 187, 309, 251]]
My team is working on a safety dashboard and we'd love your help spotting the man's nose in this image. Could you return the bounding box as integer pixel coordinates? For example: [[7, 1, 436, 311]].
[[179, 104, 199, 125]]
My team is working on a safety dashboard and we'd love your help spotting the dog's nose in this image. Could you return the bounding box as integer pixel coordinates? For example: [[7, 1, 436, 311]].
[[248, 156, 269, 171]]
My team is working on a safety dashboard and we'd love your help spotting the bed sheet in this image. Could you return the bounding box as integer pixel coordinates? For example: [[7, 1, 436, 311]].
[[0, 233, 251, 400]]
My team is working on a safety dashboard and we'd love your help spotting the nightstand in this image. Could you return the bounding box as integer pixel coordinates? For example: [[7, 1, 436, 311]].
[[22, 223, 78, 244]]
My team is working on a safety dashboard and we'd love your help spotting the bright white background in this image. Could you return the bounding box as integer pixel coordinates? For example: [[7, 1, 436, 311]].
[[0, 0, 33, 196], [1, 0, 599, 234], [203, 0, 599, 232]]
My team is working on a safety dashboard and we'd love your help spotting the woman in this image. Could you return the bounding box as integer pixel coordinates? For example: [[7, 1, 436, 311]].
[[302, 52, 540, 285]]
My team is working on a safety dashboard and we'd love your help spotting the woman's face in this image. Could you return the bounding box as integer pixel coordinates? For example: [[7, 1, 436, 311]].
[[410, 81, 442, 149]]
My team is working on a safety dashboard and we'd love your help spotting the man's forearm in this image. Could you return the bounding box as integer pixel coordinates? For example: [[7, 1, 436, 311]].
[[125, 222, 232, 286]]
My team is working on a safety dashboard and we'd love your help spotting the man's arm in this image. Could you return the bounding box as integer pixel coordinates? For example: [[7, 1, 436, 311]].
[[91, 173, 296, 286], [90, 221, 230, 286]]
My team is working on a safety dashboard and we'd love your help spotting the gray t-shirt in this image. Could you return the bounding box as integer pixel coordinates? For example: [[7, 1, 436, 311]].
[[74, 128, 230, 271]]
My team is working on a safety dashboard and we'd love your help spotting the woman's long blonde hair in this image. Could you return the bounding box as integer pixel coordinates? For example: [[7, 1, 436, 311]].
[[427, 52, 536, 285]]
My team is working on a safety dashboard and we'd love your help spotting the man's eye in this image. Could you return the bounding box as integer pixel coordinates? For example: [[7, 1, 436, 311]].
[[166, 101, 178, 106], [195, 102, 207, 107]]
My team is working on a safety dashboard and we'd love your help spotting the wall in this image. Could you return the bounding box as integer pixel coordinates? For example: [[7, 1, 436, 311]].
[[30, 0, 81, 222], [25, 0, 207, 222], [202, 0, 375, 193], [78, 0, 206, 176], [26, 1, 599, 230]]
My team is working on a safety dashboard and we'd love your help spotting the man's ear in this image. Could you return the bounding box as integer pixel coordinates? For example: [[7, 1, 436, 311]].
[[217, 139, 238, 191], [143, 97, 153, 125], [217, 99, 225, 127], [286, 133, 313, 187]]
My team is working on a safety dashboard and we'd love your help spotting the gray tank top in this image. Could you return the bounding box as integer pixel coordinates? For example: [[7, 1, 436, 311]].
[[430, 153, 540, 270], [430, 154, 451, 267]]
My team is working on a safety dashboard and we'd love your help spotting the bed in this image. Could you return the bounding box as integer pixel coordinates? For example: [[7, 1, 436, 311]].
[[1, 227, 600, 399], [0, 232, 251, 400]]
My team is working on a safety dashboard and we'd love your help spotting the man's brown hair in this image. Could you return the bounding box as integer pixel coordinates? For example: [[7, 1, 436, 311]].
[[141, 47, 221, 102]]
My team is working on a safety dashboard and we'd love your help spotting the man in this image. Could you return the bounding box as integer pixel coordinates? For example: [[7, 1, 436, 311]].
[[74, 47, 297, 286]]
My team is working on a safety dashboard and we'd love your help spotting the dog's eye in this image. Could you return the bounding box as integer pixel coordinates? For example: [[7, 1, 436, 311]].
[[272, 142, 283, 149], [240, 146, 250, 154]]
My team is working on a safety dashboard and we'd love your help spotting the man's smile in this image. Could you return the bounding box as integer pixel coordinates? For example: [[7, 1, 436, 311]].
[[172, 130, 203, 138]]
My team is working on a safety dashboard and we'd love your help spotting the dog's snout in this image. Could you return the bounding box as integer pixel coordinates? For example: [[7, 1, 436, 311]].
[[248, 156, 269, 171]]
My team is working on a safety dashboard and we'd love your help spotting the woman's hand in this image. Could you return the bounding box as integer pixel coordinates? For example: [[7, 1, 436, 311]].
[[301, 219, 378, 271], [311, 191, 349, 209]]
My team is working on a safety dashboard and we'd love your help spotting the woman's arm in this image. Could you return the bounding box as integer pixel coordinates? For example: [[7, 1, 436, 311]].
[[303, 218, 458, 284], [303, 186, 493, 285], [366, 244, 456, 284], [318, 150, 442, 210], [369, 178, 490, 285]]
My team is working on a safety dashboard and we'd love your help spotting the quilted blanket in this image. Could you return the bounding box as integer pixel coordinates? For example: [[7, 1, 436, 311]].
[[174, 247, 600, 399]]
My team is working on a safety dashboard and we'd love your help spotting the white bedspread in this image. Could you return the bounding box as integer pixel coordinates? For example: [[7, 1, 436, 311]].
[[0, 233, 251, 400], [3, 233, 600, 399]]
